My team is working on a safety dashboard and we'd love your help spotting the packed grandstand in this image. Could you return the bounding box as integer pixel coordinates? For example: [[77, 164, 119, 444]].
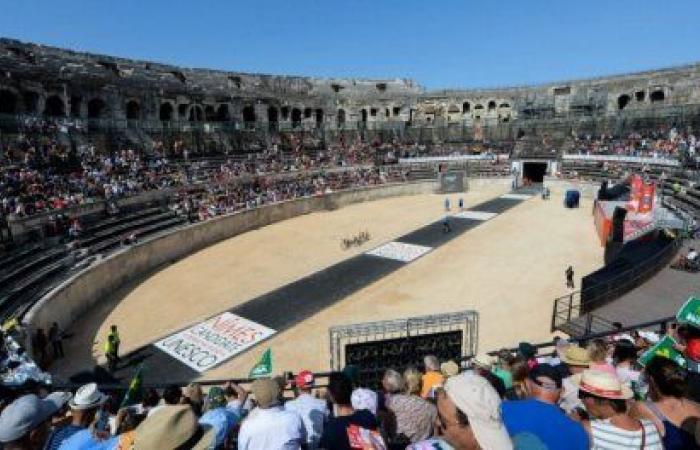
[[1, 30, 700, 450]]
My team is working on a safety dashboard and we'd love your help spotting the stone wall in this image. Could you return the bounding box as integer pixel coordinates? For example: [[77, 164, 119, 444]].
[[23, 181, 437, 336]]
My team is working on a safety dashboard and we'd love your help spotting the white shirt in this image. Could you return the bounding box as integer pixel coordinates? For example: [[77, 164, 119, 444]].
[[688, 250, 698, 261], [284, 393, 328, 448], [238, 405, 304, 450], [590, 418, 662, 449]]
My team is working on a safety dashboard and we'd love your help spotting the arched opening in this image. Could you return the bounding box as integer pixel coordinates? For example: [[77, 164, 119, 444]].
[[488, 101, 497, 111], [88, 98, 106, 119], [650, 90, 665, 103], [204, 105, 216, 122], [70, 96, 82, 118], [125, 100, 140, 120], [267, 106, 278, 123], [159, 103, 174, 121], [499, 103, 510, 108], [618, 94, 631, 110], [0, 90, 18, 114], [303, 107, 312, 119], [361, 109, 368, 123], [178, 104, 188, 119], [337, 109, 346, 126], [281, 106, 290, 121], [474, 104, 484, 111], [24, 92, 39, 114], [189, 106, 203, 122], [462, 102, 470, 113], [315, 108, 323, 127], [216, 104, 230, 122], [291, 108, 302, 127], [242, 105, 256, 123], [44, 95, 65, 117]]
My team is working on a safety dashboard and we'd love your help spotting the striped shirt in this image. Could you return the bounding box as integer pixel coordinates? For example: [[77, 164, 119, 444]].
[[590, 419, 663, 449]]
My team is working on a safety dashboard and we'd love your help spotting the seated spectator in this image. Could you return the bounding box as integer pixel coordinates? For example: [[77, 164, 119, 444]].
[[574, 369, 662, 449], [382, 369, 436, 443], [285, 370, 328, 449], [403, 367, 423, 397], [198, 386, 240, 449], [421, 355, 445, 399], [557, 345, 591, 414], [131, 404, 214, 449], [319, 372, 384, 450], [502, 364, 588, 450], [0, 393, 71, 450], [588, 339, 616, 376], [631, 356, 700, 449], [57, 383, 117, 449], [410, 372, 513, 450], [44, 384, 106, 450], [238, 378, 304, 450]]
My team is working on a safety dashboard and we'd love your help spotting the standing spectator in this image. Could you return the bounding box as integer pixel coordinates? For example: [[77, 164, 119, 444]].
[[238, 378, 304, 450], [410, 372, 513, 450], [502, 364, 588, 449], [104, 325, 120, 372], [0, 393, 70, 450], [44, 384, 108, 450], [48, 322, 64, 359], [574, 370, 662, 449], [566, 266, 575, 289], [382, 369, 436, 444], [421, 355, 445, 399], [285, 370, 328, 449], [319, 373, 384, 450], [631, 357, 700, 449], [199, 386, 240, 449]]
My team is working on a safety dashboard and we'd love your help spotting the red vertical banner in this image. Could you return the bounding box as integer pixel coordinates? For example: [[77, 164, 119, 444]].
[[639, 182, 655, 214], [628, 175, 643, 212]]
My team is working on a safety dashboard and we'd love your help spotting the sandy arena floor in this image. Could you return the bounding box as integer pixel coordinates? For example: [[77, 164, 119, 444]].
[[54, 185, 602, 380]]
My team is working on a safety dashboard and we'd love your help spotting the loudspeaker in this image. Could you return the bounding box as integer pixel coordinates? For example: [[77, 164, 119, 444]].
[[612, 207, 627, 243]]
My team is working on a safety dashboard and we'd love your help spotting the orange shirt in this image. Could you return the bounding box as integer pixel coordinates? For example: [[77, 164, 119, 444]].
[[421, 371, 445, 398]]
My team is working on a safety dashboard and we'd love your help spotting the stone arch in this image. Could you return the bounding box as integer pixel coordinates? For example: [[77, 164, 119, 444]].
[[24, 91, 39, 113], [189, 105, 203, 122], [44, 95, 65, 117], [88, 98, 107, 119], [125, 100, 140, 120], [488, 100, 497, 111], [281, 106, 290, 121], [462, 101, 471, 113], [291, 108, 302, 127], [204, 105, 216, 121], [159, 102, 174, 121], [650, 90, 665, 103], [361, 109, 368, 123], [70, 96, 82, 118], [337, 109, 346, 126], [216, 104, 230, 121], [267, 106, 278, 123], [0, 89, 18, 114], [618, 94, 631, 110], [242, 105, 256, 123], [315, 108, 323, 126], [303, 107, 312, 119], [474, 104, 484, 111]]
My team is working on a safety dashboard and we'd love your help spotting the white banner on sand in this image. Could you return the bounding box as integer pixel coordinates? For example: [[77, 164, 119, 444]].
[[452, 211, 498, 221], [366, 241, 432, 262], [154, 312, 276, 372]]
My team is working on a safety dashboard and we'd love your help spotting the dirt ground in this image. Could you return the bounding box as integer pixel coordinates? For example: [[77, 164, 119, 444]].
[[54, 184, 602, 380]]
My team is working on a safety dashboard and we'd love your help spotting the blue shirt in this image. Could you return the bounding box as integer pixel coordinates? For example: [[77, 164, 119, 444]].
[[57, 428, 118, 450], [198, 407, 241, 449], [44, 425, 84, 450], [502, 399, 588, 450]]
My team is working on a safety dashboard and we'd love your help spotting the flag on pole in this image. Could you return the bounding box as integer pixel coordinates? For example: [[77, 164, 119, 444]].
[[249, 348, 272, 378], [120, 364, 144, 408]]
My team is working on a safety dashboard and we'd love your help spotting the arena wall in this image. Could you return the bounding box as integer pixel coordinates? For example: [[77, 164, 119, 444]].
[[23, 180, 441, 340], [543, 177, 600, 199]]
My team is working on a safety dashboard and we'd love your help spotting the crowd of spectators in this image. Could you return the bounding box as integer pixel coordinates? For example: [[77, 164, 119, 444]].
[[570, 127, 697, 160], [5, 315, 700, 449]]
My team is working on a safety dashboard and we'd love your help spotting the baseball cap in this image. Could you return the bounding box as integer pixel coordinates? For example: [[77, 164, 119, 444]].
[[0, 393, 69, 443], [443, 373, 512, 450], [295, 370, 314, 389], [527, 363, 562, 390]]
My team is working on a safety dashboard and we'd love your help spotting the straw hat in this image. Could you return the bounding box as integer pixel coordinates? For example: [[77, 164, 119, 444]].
[[560, 345, 591, 367], [473, 353, 493, 370], [571, 369, 633, 400], [69, 383, 108, 410], [440, 360, 460, 377], [133, 405, 213, 449]]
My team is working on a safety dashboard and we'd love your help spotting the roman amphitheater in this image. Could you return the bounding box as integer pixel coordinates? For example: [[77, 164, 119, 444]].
[[0, 38, 698, 387]]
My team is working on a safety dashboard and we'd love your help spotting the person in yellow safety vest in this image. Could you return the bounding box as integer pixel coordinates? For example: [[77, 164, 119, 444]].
[[104, 325, 120, 371]]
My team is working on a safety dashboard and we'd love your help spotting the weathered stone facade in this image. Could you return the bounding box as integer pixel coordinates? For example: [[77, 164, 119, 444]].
[[1, 37, 700, 148]]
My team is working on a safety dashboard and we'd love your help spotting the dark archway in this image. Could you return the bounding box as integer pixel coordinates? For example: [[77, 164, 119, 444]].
[[462, 102, 470, 113], [650, 90, 665, 103], [88, 98, 106, 119], [0, 90, 17, 114], [44, 95, 65, 117], [337, 109, 346, 126], [488, 101, 496, 111], [267, 106, 278, 123], [618, 94, 631, 110], [205, 105, 216, 122], [361, 109, 368, 123], [303, 107, 312, 119], [281, 106, 289, 121], [315, 108, 323, 127], [125, 100, 140, 120], [178, 104, 188, 120], [216, 104, 230, 122], [159, 103, 174, 121], [70, 96, 82, 118], [242, 105, 256, 123], [189, 106, 203, 122], [291, 108, 302, 127], [24, 92, 39, 114]]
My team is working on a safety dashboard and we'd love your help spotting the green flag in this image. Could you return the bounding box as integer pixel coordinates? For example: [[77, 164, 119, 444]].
[[249, 348, 272, 378], [676, 296, 700, 328], [120, 364, 144, 408], [638, 336, 687, 368]]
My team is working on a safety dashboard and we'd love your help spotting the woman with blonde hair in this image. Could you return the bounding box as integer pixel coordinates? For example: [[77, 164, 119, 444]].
[[588, 339, 616, 376], [403, 367, 423, 397]]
